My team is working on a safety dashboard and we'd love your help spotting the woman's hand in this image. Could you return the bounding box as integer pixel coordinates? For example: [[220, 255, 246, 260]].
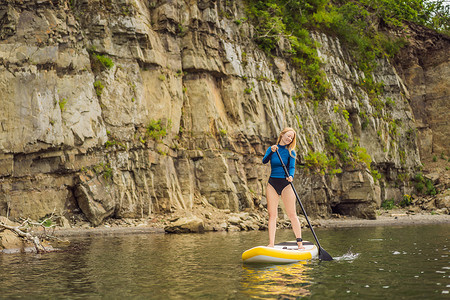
[[286, 176, 293, 182], [270, 145, 278, 152]]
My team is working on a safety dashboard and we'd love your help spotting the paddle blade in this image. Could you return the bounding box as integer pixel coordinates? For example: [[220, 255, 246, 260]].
[[319, 248, 333, 261]]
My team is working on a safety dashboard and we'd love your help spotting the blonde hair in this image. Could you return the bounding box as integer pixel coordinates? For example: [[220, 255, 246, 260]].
[[276, 127, 297, 157]]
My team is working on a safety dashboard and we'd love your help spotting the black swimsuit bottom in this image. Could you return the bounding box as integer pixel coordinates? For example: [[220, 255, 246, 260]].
[[268, 177, 291, 195]]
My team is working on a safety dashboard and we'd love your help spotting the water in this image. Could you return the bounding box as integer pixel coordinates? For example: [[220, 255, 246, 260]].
[[0, 224, 448, 299]]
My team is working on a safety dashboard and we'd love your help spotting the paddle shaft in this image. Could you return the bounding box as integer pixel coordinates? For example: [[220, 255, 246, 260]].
[[275, 149, 329, 257]]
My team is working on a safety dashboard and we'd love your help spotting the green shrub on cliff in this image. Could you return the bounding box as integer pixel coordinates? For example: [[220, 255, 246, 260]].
[[146, 119, 172, 141], [304, 151, 341, 175], [399, 194, 412, 207], [94, 54, 114, 69], [413, 172, 437, 195], [326, 123, 351, 163], [322, 122, 382, 180], [93, 80, 104, 97], [359, 0, 449, 34], [59, 98, 68, 112], [244, 0, 329, 101], [93, 162, 113, 181], [88, 47, 114, 72], [381, 198, 395, 210]]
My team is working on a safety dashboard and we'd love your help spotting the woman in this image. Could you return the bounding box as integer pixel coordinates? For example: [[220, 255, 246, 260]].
[[262, 127, 304, 249]]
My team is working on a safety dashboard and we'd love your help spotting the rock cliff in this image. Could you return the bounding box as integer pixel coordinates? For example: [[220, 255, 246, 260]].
[[0, 0, 448, 228]]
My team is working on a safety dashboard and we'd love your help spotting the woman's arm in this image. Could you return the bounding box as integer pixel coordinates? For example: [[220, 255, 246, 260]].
[[262, 147, 274, 164]]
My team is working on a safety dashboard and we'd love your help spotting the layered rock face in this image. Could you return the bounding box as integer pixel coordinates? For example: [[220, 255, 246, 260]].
[[0, 0, 446, 225], [394, 22, 450, 159]]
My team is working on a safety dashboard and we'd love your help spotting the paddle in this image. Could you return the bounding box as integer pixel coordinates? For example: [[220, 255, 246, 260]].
[[275, 149, 333, 261]]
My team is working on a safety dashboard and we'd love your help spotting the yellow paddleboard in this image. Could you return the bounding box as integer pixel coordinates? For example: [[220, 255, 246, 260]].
[[242, 241, 318, 264]]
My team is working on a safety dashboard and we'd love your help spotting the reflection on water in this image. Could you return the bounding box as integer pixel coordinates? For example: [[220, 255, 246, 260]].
[[0, 224, 448, 299], [241, 262, 312, 298]]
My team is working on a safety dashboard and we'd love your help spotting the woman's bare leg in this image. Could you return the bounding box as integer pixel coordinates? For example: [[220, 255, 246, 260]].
[[281, 185, 304, 249], [266, 184, 279, 247]]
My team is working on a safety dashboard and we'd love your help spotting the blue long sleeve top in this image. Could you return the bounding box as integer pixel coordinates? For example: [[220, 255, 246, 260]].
[[262, 144, 296, 178]]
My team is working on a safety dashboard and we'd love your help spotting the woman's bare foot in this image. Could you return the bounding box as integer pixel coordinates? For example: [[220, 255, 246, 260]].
[[297, 243, 305, 250], [267, 244, 274, 247]]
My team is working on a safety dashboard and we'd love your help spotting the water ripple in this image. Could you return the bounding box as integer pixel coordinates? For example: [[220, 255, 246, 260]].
[[334, 250, 360, 261]]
